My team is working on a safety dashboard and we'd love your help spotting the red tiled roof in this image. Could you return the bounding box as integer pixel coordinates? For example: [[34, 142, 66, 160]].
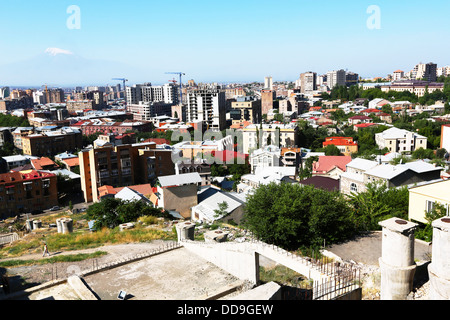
[[143, 138, 171, 145], [31, 157, 57, 170], [312, 156, 352, 173], [62, 157, 79, 167], [354, 123, 377, 128], [323, 137, 358, 146]]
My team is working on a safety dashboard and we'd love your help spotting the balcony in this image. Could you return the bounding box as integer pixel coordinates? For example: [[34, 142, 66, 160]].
[[99, 171, 110, 179], [122, 168, 132, 176]]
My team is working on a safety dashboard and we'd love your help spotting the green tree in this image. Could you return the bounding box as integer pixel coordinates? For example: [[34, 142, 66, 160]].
[[415, 203, 448, 242], [348, 182, 409, 231], [242, 183, 356, 249], [324, 144, 342, 156]]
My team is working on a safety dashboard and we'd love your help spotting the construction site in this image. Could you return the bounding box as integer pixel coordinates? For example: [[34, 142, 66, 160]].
[[0, 215, 446, 301]]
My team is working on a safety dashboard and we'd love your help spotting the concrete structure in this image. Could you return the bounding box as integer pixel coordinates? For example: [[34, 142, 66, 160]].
[[242, 123, 298, 155], [230, 96, 262, 125], [79, 142, 174, 203], [175, 221, 196, 242], [428, 217, 450, 300], [156, 172, 202, 219], [249, 145, 281, 173], [186, 86, 226, 131], [375, 127, 428, 153], [380, 80, 444, 97], [378, 217, 418, 300], [21, 127, 83, 157], [299, 72, 317, 93], [326, 69, 346, 89]]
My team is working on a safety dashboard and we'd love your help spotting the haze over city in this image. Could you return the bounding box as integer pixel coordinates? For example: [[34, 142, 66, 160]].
[[1, 0, 450, 86]]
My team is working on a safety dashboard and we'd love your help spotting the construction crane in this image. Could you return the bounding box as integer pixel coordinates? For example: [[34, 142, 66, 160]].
[[112, 78, 128, 105], [165, 72, 185, 104]]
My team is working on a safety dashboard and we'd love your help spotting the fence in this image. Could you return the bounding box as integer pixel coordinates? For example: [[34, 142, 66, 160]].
[[0, 233, 19, 246]]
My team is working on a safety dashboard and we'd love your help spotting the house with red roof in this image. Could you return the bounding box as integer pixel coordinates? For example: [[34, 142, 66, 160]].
[[312, 155, 352, 180], [353, 123, 379, 132], [348, 115, 372, 126], [31, 157, 59, 171], [322, 137, 358, 156]]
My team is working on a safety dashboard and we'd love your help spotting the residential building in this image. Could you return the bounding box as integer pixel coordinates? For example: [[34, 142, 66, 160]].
[[0, 127, 14, 147], [21, 127, 83, 157], [299, 176, 340, 192], [45, 88, 65, 104], [191, 186, 246, 224], [348, 115, 372, 126], [249, 145, 281, 173], [186, 86, 226, 131], [326, 69, 346, 89], [30, 157, 59, 171], [322, 137, 358, 156], [375, 127, 427, 153], [299, 72, 317, 93], [312, 155, 352, 179], [128, 101, 174, 121], [98, 183, 154, 202], [237, 166, 296, 194], [79, 142, 175, 203], [340, 158, 443, 195], [280, 147, 303, 172], [264, 76, 273, 90], [441, 124, 450, 153], [172, 136, 234, 163], [408, 179, 450, 224], [411, 62, 437, 82], [380, 80, 444, 97], [242, 123, 299, 155], [156, 172, 202, 219], [126, 83, 179, 105], [2, 154, 39, 170], [345, 72, 359, 86], [230, 96, 262, 125], [71, 119, 152, 136], [392, 70, 405, 81], [0, 170, 58, 218]]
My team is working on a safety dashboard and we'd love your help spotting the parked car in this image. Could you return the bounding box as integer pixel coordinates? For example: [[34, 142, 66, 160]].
[[49, 206, 60, 211]]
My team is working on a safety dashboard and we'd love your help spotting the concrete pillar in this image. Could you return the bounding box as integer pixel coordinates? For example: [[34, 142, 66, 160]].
[[378, 217, 418, 300], [428, 217, 450, 300], [175, 221, 195, 242]]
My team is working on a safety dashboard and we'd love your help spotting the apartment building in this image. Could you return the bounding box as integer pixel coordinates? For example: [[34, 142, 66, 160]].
[[0, 170, 58, 218], [71, 119, 152, 136], [126, 83, 178, 106], [326, 69, 346, 89], [392, 70, 405, 81], [186, 86, 226, 131], [79, 142, 174, 203], [242, 123, 299, 155], [380, 80, 444, 97], [340, 158, 442, 196], [21, 127, 82, 157], [299, 72, 317, 93], [410, 62, 437, 82], [128, 101, 173, 121], [230, 96, 262, 125], [375, 127, 427, 153]]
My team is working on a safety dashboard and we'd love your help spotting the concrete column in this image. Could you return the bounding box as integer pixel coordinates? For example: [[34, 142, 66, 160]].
[[175, 221, 195, 242], [428, 217, 450, 300], [378, 217, 418, 300]]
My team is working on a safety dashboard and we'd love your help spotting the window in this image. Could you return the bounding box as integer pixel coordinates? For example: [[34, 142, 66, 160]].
[[426, 200, 435, 213], [350, 183, 358, 193]]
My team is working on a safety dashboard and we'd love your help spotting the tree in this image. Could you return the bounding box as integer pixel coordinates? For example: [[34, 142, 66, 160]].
[[242, 183, 357, 249], [86, 198, 171, 230], [214, 201, 229, 220], [415, 203, 447, 242], [348, 182, 409, 231], [324, 144, 342, 156]]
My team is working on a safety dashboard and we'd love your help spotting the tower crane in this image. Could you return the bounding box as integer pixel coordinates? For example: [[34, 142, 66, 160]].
[[165, 72, 185, 104]]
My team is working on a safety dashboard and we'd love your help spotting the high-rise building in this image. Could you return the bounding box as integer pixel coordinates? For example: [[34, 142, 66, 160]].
[[126, 83, 179, 106], [186, 85, 226, 131], [411, 62, 437, 82], [45, 88, 65, 104], [231, 96, 262, 124], [326, 69, 346, 89], [392, 70, 405, 81], [299, 72, 317, 93], [0, 87, 10, 99], [264, 76, 273, 90], [79, 142, 174, 203], [261, 90, 276, 116], [345, 72, 359, 86]]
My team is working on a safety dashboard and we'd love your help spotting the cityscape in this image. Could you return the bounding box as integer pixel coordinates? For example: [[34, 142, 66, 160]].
[[0, 0, 449, 307]]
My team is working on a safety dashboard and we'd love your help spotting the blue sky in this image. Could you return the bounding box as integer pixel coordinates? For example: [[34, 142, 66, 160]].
[[1, 0, 450, 86]]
